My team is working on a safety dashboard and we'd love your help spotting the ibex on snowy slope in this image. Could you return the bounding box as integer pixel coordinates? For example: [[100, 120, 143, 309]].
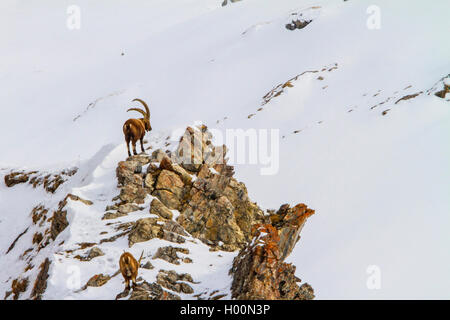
[[119, 251, 144, 291], [123, 98, 152, 157]]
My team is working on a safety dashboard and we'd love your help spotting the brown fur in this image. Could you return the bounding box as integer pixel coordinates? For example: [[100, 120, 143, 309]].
[[123, 98, 152, 157], [119, 251, 144, 291]]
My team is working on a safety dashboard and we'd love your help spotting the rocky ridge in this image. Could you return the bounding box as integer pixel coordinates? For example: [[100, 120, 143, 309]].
[[2, 125, 315, 300], [109, 125, 315, 299]]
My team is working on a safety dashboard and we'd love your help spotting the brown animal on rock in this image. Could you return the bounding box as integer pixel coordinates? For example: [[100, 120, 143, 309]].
[[119, 251, 144, 291], [123, 98, 152, 157]]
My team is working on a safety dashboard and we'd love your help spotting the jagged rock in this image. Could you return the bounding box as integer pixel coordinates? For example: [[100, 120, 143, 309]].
[[86, 247, 105, 260], [7, 277, 29, 300], [102, 211, 127, 220], [146, 163, 160, 175], [153, 246, 189, 265], [105, 204, 119, 211], [31, 205, 48, 225], [124, 281, 180, 300], [177, 162, 265, 251], [6, 228, 29, 254], [230, 204, 315, 300], [116, 160, 143, 185], [160, 156, 174, 171], [114, 126, 316, 301], [152, 189, 181, 210], [144, 173, 154, 190], [156, 270, 194, 294], [395, 91, 423, 104], [160, 156, 193, 185], [66, 193, 93, 206], [271, 203, 315, 260], [150, 198, 173, 219], [155, 170, 185, 199], [128, 218, 187, 247], [286, 19, 311, 30], [435, 80, 450, 98], [4, 171, 30, 187], [50, 203, 68, 240], [32, 232, 43, 245], [86, 274, 111, 287], [4, 168, 77, 192], [49, 193, 92, 240], [142, 261, 154, 270], [30, 258, 50, 300], [183, 257, 193, 263], [151, 149, 167, 162], [118, 203, 143, 214], [119, 181, 147, 204], [126, 154, 151, 166], [128, 218, 161, 246]]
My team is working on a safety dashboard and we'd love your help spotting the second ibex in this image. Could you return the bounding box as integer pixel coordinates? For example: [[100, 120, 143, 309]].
[[123, 98, 152, 157]]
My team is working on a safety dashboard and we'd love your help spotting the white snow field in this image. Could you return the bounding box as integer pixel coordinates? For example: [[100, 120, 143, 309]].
[[1, 0, 449, 299]]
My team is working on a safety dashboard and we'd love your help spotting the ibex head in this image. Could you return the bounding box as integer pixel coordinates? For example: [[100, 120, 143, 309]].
[[127, 98, 152, 132]]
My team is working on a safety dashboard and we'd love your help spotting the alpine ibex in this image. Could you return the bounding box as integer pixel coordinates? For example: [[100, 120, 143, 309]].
[[123, 98, 152, 157], [119, 251, 144, 291]]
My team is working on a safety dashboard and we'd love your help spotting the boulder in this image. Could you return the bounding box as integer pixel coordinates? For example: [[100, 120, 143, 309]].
[[152, 189, 181, 210], [142, 261, 154, 270], [119, 182, 147, 204], [86, 247, 105, 260], [118, 203, 143, 215], [156, 270, 194, 294], [144, 173, 154, 191], [152, 246, 190, 265], [128, 218, 187, 247], [4, 172, 29, 187], [86, 274, 111, 287], [102, 211, 127, 220], [50, 201, 69, 240], [155, 170, 184, 199], [150, 198, 173, 219]]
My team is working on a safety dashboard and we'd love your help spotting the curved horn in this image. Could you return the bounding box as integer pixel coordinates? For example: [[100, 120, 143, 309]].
[[132, 98, 150, 119], [127, 108, 147, 118]]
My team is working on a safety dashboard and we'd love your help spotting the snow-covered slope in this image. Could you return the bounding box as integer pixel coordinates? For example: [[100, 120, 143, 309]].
[[1, 0, 449, 299]]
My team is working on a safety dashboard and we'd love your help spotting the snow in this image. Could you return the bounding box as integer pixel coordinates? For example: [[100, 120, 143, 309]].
[[1, 0, 449, 299]]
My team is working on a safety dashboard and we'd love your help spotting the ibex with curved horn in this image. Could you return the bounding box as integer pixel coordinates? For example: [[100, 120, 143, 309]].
[[123, 98, 152, 157]]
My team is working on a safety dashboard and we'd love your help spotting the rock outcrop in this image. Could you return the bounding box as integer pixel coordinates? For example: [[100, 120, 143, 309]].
[[126, 281, 180, 300], [30, 258, 51, 300], [2, 124, 316, 300], [3, 168, 77, 193], [286, 19, 311, 30], [230, 203, 315, 300], [153, 246, 190, 265], [156, 270, 195, 294], [128, 217, 187, 247], [111, 125, 316, 299]]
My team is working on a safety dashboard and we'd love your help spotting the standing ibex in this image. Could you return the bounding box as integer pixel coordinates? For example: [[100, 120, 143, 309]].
[[123, 98, 152, 157], [119, 251, 144, 291]]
